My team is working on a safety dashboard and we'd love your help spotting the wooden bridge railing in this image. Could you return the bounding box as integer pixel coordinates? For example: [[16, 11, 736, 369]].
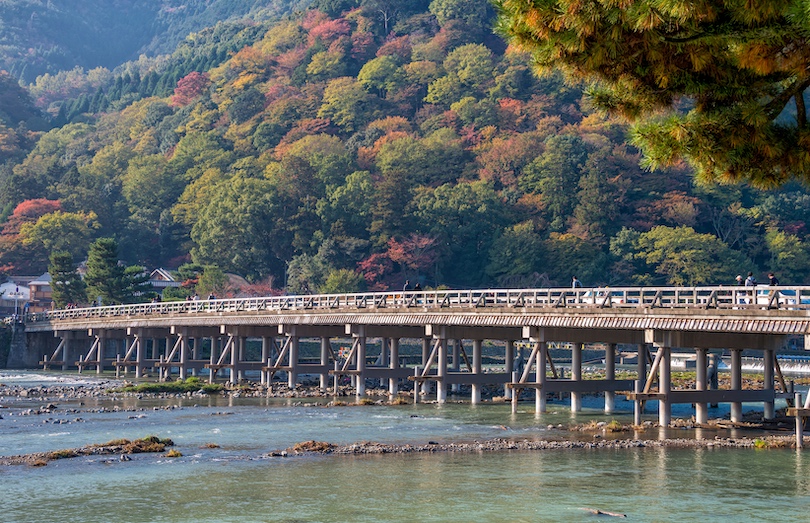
[[5, 285, 810, 326]]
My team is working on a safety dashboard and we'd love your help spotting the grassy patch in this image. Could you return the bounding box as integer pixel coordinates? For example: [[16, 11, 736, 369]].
[[112, 377, 222, 395]]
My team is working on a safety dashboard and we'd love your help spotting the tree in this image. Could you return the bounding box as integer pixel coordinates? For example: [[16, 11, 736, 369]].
[[19, 210, 97, 262], [190, 177, 284, 280], [632, 226, 746, 286], [495, 0, 810, 187], [318, 77, 380, 133], [84, 237, 128, 305], [49, 250, 87, 308], [321, 268, 366, 293], [486, 220, 545, 286], [764, 229, 810, 284]]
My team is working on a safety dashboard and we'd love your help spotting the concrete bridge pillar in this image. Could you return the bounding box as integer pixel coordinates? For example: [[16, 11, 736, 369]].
[[763, 348, 775, 420], [605, 343, 616, 413], [730, 349, 743, 423], [695, 348, 708, 424], [437, 337, 447, 403], [658, 346, 671, 427], [537, 340, 547, 414], [355, 333, 366, 397], [189, 336, 198, 377], [634, 343, 647, 425], [135, 330, 144, 378], [288, 336, 299, 389], [421, 338, 431, 395], [451, 339, 461, 393], [179, 329, 189, 380], [471, 339, 482, 404], [389, 337, 400, 397], [504, 340, 514, 399], [207, 336, 218, 382], [571, 343, 582, 413], [97, 332, 107, 374], [260, 336, 271, 385], [319, 336, 330, 391]]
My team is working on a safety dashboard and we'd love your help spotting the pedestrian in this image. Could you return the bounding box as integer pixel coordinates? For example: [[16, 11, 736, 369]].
[[403, 280, 411, 292], [744, 272, 757, 286], [572, 276, 582, 289], [413, 282, 422, 291], [768, 272, 779, 286], [735, 275, 744, 286]]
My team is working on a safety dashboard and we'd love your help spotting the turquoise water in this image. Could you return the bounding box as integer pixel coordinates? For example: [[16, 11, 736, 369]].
[[2, 372, 809, 522]]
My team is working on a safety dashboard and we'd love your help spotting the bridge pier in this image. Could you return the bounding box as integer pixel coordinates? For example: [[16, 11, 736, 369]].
[[658, 345, 671, 427], [389, 337, 400, 397], [696, 348, 708, 424], [605, 343, 616, 413], [571, 343, 582, 413], [730, 349, 743, 423], [421, 338, 431, 396], [504, 340, 514, 399], [471, 339, 482, 404], [763, 349, 775, 419]]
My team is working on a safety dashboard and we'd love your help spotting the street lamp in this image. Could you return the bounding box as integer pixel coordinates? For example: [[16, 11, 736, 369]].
[[9, 286, 25, 320]]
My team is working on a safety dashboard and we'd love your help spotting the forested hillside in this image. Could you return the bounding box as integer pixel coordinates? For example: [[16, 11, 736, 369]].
[[1, 0, 809, 300], [0, 0, 310, 83]]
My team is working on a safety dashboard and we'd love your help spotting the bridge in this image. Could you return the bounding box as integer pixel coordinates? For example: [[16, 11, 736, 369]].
[[6, 285, 810, 427]]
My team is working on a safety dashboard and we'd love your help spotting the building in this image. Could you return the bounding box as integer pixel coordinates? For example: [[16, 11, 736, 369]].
[[0, 281, 30, 316]]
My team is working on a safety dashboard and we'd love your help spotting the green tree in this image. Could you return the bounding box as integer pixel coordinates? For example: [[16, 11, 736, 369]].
[[495, 0, 810, 187], [318, 77, 380, 133], [196, 265, 230, 298], [764, 229, 810, 284], [84, 237, 129, 305], [320, 268, 367, 293], [633, 226, 746, 286], [485, 220, 545, 287], [191, 177, 284, 280], [521, 134, 588, 231], [413, 181, 511, 286], [49, 250, 87, 308], [19, 210, 97, 262]]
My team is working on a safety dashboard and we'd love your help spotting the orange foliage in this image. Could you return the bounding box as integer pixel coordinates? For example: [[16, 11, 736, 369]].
[[302, 9, 330, 31], [310, 19, 351, 44], [2, 199, 61, 235], [376, 36, 412, 60]]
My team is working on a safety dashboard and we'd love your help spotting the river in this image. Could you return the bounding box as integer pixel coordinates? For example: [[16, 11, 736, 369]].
[[1, 371, 808, 522]]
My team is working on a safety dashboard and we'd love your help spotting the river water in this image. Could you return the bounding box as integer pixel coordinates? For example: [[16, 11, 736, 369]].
[[1, 371, 809, 522]]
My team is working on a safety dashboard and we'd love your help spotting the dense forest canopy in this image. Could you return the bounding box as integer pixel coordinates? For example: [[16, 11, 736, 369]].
[[0, 0, 313, 83], [1, 0, 810, 299]]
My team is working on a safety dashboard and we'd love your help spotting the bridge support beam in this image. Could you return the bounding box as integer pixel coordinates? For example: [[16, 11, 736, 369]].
[[437, 337, 447, 403], [658, 346, 671, 427], [763, 349, 775, 420], [288, 336, 299, 389], [605, 343, 616, 413], [695, 348, 708, 424], [504, 340, 514, 399], [571, 343, 582, 413], [634, 343, 647, 426], [730, 349, 743, 423], [421, 338, 431, 395], [451, 339, 460, 393], [537, 340, 547, 413], [389, 337, 400, 397], [320, 337, 331, 391], [471, 339, 482, 404]]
